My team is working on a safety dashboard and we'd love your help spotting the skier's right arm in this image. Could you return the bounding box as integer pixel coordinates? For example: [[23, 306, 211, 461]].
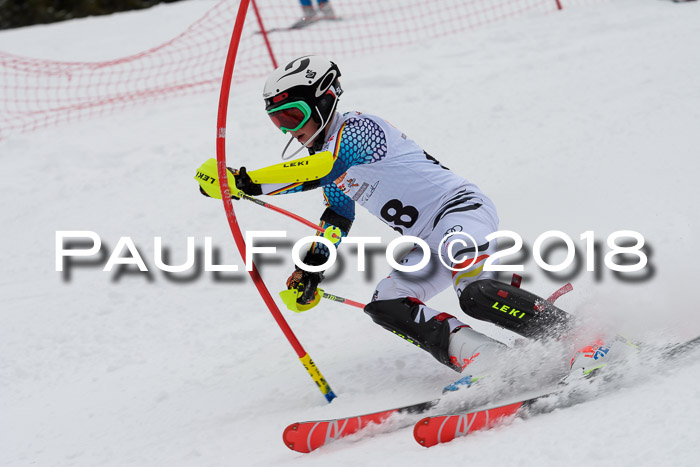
[[196, 158, 326, 199]]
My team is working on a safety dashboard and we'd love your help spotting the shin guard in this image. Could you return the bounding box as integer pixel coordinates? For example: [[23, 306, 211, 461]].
[[459, 279, 574, 339]]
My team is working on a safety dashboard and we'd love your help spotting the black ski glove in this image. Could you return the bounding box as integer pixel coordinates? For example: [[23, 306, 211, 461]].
[[232, 166, 262, 198], [286, 252, 327, 305]]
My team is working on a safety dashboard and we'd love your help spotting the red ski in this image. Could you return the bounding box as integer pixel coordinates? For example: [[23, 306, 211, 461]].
[[283, 335, 700, 453], [283, 399, 438, 453], [413, 394, 551, 448]]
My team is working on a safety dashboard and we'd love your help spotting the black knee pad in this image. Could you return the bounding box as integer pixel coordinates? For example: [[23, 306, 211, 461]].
[[364, 298, 454, 369], [459, 279, 573, 339]]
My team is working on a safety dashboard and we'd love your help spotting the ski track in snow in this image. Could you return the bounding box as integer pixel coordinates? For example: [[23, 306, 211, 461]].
[[1, 0, 699, 465]]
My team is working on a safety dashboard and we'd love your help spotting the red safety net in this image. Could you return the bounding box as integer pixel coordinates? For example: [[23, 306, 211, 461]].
[[0, 0, 603, 140]]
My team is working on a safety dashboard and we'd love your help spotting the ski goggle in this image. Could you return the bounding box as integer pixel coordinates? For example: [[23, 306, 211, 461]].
[[267, 101, 312, 133]]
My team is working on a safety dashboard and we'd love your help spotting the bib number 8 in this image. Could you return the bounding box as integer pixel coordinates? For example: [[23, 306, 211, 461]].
[[380, 199, 419, 234]]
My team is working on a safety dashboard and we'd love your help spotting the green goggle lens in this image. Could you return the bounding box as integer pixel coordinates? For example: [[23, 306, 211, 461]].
[[267, 101, 312, 133]]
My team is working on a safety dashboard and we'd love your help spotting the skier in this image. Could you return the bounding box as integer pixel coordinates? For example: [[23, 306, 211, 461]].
[[292, 0, 336, 29], [197, 55, 616, 381]]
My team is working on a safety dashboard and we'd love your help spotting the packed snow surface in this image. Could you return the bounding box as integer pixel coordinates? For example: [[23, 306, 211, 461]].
[[1, 1, 699, 466]]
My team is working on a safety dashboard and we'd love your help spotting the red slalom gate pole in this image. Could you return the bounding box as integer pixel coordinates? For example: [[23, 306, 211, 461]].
[[251, 0, 277, 68], [215, 0, 336, 403]]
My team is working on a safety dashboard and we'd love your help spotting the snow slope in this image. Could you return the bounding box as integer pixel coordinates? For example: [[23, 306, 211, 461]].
[[1, 0, 699, 466]]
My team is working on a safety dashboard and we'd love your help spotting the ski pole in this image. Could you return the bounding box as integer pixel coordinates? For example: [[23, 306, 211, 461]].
[[280, 288, 366, 312], [237, 192, 341, 243], [320, 291, 366, 309]]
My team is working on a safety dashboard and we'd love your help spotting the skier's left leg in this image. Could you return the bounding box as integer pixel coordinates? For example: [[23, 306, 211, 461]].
[[438, 205, 628, 376], [443, 200, 575, 340]]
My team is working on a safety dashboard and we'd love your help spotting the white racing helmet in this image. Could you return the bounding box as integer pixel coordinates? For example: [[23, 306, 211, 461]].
[[263, 55, 343, 157]]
